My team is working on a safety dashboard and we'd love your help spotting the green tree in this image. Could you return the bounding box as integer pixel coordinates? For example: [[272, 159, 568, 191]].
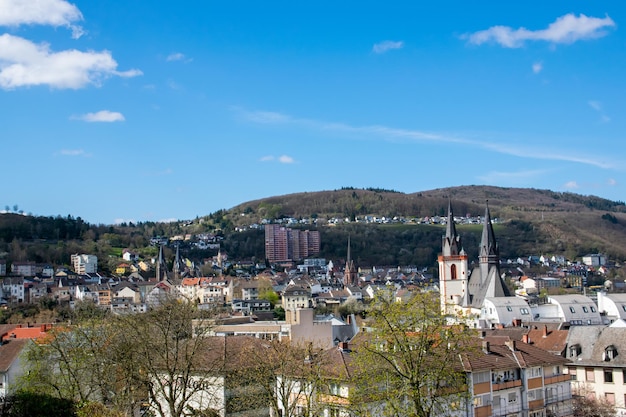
[[350, 292, 476, 417]]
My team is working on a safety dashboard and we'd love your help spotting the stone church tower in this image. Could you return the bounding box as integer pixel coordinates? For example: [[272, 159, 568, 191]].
[[438, 201, 469, 315]]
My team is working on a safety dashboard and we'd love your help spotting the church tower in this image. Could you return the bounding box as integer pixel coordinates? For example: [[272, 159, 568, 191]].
[[479, 202, 499, 285], [438, 201, 469, 314], [343, 236, 358, 287]]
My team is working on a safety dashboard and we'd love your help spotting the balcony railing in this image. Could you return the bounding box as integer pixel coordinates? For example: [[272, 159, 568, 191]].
[[492, 379, 522, 391]]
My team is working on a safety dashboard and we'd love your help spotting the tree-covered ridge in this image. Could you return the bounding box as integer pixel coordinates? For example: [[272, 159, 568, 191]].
[[2, 186, 626, 271]]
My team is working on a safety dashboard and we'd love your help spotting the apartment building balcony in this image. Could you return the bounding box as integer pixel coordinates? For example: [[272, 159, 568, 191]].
[[492, 379, 522, 391]]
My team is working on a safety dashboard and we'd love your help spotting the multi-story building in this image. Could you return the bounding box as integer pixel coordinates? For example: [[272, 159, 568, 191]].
[[567, 324, 626, 415], [265, 224, 320, 262], [71, 254, 98, 274], [11, 262, 37, 277], [277, 337, 573, 417]]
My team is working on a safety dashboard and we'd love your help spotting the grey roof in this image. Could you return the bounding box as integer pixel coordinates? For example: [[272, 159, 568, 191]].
[[566, 325, 626, 367]]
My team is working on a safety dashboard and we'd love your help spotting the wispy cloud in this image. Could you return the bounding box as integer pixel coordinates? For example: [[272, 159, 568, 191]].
[[372, 40, 404, 54], [608, 178, 617, 186], [532, 62, 543, 74], [478, 169, 548, 183], [141, 168, 173, 177], [564, 181, 579, 190], [73, 110, 125, 122], [464, 13, 615, 48], [260, 155, 296, 164], [588, 100, 610, 123], [0, 34, 142, 89], [56, 149, 91, 157], [0, 0, 85, 38], [113, 218, 136, 225], [166, 52, 192, 63], [237, 108, 618, 170]]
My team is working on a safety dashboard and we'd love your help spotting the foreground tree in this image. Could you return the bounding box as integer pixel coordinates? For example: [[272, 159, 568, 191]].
[[19, 298, 224, 417], [350, 291, 477, 417], [232, 339, 328, 417], [572, 389, 616, 417]]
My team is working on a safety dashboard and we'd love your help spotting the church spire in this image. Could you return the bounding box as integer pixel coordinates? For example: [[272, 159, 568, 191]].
[[479, 201, 498, 260], [344, 236, 357, 287], [156, 244, 169, 282], [442, 200, 461, 257]]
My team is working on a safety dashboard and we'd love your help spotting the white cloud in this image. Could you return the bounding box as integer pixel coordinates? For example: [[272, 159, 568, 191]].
[[113, 218, 136, 225], [465, 13, 615, 48], [588, 100, 602, 111], [372, 40, 404, 54], [588, 100, 610, 123], [166, 52, 192, 62], [74, 110, 125, 122], [608, 178, 617, 186], [236, 107, 618, 170], [532, 61, 543, 74], [57, 149, 90, 157], [260, 155, 296, 164], [478, 169, 548, 183], [0, 34, 142, 89], [0, 0, 84, 38], [564, 181, 579, 189]]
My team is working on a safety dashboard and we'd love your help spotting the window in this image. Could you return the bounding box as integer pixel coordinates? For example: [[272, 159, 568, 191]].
[[528, 367, 542, 378], [583, 306, 588, 313], [605, 392, 615, 405], [451, 264, 457, 280], [586, 368, 595, 382], [528, 388, 544, 401], [604, 369, 614, 383], [474, 393, 490, 407], [507, 306, 513, 312], [520, 308, 530, 315], [591, 306, 597, 312], [570, 306, 576, 313], [508, 392, 518, 403], [473, 371, 490, 384], [604, 346, 618, 361], [570, 344, 582, 358]]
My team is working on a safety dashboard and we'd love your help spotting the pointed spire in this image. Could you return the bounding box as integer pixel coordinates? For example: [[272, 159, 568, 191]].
[[445, 199, 457, 240], [479, 201, 498, 259], [442, 200, 461, 257]]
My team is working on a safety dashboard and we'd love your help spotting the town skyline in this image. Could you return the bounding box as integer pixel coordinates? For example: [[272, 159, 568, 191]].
[[2, 1, 626, 225]]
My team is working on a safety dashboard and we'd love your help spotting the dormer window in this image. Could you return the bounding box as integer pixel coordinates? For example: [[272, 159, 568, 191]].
[[569, 344, 582, 358], [604, 345, 618, 361]]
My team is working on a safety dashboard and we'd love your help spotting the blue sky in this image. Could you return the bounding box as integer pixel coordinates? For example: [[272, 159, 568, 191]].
[[1, 1, 625, 224]]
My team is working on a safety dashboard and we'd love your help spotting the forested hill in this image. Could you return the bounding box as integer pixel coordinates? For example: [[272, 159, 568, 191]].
[[2, 186, 626, 270]]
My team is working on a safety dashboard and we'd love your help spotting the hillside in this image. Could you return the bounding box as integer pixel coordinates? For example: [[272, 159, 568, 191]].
[[220, 186, 626, 262], [2, 186, 626, 271]]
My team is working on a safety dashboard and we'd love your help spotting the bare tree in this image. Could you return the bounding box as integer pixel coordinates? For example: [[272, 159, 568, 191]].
[[350, 291, 476, 417]]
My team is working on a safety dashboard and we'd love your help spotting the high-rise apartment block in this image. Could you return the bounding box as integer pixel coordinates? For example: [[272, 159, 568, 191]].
[[71, 254, 98, 274], [264, 225, 320, 262]]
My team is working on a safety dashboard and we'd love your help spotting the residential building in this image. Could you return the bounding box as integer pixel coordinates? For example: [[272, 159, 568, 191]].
[[265, 224, 320, 263], [282, 284, 312, 311], [582, 253, 607, 267], [277, 337, 573, 417], [71, 254, 98, 274], [11, 262, 37, 277]]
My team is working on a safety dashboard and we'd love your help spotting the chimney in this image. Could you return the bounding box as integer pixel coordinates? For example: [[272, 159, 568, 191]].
[[542, 325, 548, 338], [338, 341, 350, 352], [512, 319, 522, 327], [482, 341, 490, 353], [522, 334, 530, 344], [505, 340, 516, 351]]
